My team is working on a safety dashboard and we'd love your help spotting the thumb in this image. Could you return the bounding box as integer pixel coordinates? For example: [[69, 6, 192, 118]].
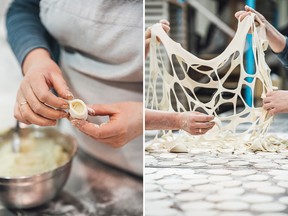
[[88, 104, 118, 116], [50, 71, 73, 100]]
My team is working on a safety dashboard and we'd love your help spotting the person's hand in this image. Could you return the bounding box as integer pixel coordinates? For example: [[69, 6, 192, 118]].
[[235, 5, 286, 53], [263, 91, 288, 115], [178, 111, 215, 135], [145, 19, 170, 57], [14, 48, 72, 126], [70, 102, 143, 148], [235, 5, 266, 25]]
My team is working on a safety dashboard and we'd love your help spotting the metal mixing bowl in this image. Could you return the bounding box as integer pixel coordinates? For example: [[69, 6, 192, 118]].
[[0, 127, 77, 209]]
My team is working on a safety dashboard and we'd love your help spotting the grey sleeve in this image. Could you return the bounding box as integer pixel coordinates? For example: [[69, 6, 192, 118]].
[[275, 37, 288, 70], [5, 0, 59, 66]]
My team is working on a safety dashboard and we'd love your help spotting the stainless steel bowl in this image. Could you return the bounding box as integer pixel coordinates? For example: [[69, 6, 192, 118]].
[[0, 127, 77, 209]]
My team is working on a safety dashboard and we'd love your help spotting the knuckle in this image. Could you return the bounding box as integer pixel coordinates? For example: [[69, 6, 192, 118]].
[[38, 92, 48, 103], [113, 139, 126, 148], [32, 102, 42, 113], [21, 111, 29, 119]]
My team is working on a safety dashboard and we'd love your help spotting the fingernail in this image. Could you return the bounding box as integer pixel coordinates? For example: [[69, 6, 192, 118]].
[[62, 112, 69, 118], [66, 92, 74, 100], [49, 121, 57, 126], [62, 104, 69, 109], [94, 124, 100, 128], [71, 120, 79, 127], [88, 107, 95, 115]]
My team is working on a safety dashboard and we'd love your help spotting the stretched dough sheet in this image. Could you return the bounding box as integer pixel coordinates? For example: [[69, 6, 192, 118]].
[[146, 13, 288, 153]]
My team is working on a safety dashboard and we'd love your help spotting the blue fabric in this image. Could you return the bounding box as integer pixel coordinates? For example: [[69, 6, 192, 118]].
[[5, 0, 59, 66], [275, 37, 288, 70]]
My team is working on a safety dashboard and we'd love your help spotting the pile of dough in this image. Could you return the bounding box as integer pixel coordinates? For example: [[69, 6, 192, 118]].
[[0, 134, 69, 177]]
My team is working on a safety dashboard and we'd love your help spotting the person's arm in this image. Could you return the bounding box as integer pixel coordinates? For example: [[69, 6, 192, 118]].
[[6, 0, 59, 66], [6, 0, 72, 126], [274, 37, 288, 70], [235, 6, 288, 68], [145, 109, 215, 135]]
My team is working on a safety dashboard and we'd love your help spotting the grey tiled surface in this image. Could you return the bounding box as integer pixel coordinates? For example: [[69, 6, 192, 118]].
[[145, 114, 288, 216]]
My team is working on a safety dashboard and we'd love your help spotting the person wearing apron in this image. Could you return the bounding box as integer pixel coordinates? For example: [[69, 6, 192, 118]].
[[6, 0, 143, 175]]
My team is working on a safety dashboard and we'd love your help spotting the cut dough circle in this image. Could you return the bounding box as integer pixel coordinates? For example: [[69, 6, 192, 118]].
[[216, 201, 249, 211], [146, 192, 168, 200], [245, 174, 269, 181], [176, 192, 206, 201], [241, 194, 273, 203], [257, 186, 285, 194], [251, 203, 286, 212], [68, 99, 88, 120], [163, 183, 191, 191]]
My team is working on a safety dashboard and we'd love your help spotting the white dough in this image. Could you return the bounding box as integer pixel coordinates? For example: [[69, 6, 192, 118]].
[[182, 174, 207, 179], [146, 208, 180, 216], [232, 170, 256, 176], [241, 194, 273, 203], [206, 194, 238, 202], [181, 201, 215, 210], [218, 188, 245, 195], [158, 161, 180, 166], [175, 192, 206, 201], [254, 162, 278, 169], [163, 183, 191, 191], [170, 143, 189, 153], [279, 196, 288, 205], [216, 201, 249, 211], [227, 161, 250, 166], [187, 162, 207, 167], [245, 174, 269, 181], [251, 203, 286, 212], [68, 99, 88, 120], [146, 192, 168, 200], [216, 181, 242, 188], [145, 184, 159, 192], [209, 175, 232, 182], [159, 153, 177, 159], [206, 159, 229, 165], [257, 186, 285, 194], [207, 169, 232, 175], [243, 182, 271, 189]]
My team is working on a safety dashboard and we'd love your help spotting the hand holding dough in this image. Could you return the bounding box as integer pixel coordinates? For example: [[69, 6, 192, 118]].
[[263, 91, 288, 115], [70, 102, 143, 148]]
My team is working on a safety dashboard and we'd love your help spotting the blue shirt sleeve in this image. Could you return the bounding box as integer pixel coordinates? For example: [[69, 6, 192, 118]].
[[5, 0, 59, 66], [275, 37, 288, 70]]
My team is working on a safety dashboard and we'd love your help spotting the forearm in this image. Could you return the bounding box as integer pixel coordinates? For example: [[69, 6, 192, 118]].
[[6, 0, 59, 67], [145, 109, 181, 130], [265, 21, 286, 53]]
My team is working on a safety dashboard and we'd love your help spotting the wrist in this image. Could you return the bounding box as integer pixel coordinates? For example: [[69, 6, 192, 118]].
[[22, 48, 51, 76], [266, 23, 286, 53], [176, 112, 183, 130]]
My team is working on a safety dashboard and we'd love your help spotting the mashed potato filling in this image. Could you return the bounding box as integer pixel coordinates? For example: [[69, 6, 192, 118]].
[[0, 134, 69, 177]]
